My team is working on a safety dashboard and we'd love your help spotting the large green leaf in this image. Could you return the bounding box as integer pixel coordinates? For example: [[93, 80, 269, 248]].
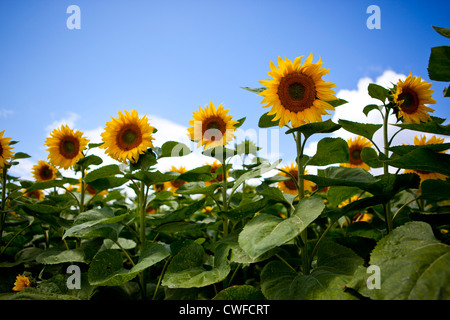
[[238, 196, 325, 259], [367, 83, 389, 102], [36, 239, 102, 264], [260, 241, 363, 299], [285, 119, 341, 139], [162, 243, 230, 288], [63, 208, 129, 239], [387, 148, 450, 176], [88, 243, 169, 286], [308, 137, 349, 166], [84, 164, 122, 183], [348, 221, 450, 299], [213, 285, 265, 300], [159, 141, 191, 158], [258, 112, 280, 128], [338, 119, 382, 141], [428, 46, 450, 81], [392, 116, 450, 136]]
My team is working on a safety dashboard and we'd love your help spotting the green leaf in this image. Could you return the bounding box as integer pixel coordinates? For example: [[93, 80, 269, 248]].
[[63, 208, 129, 239], [230, 159, 282, 196], [12, 152, 31, 160], [338, 119, 382, 141], [25, 180, 66, 192], [76, 154, 103, 168], [387, 148, 450, 176], [433, 26, 450, 38], [260, 241, 363, 299], [213, 285, 265, 300], [85, 177, 129, 192], [177, 165, 213, 182], [160, 141, 191, 158], [285, 119, 341, 139], [308, 137, 349, 166], [301, 166, 377, 191], [162, 243, 230, 288], [129, 149, 158, 171], [258, 112, 280, 128], [392, 116, 450, 136], [150, 199, 206, 226], [326, 98, 348, 108], [241, 86, 265, 94], [428, 46, 450, 81], [419, 179, 450, 201], [129, 170, 178, 186], [368, 83, 389, 102], [361, 147, 383, 168], [219, 198, 268, 223], [348, 221, 450, 299], [36, 239, 102, 264], [234, 117, 246, 129], [363, 104, 381, 117], [84, 164, 122, 183], [389, 143, 450, 156], [238, 196, 325, 259], [88, 243, 169, 287], [175, 181, 220, 195]]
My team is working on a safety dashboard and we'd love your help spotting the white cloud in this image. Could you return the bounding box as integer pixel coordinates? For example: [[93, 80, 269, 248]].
[[45, 112, 80, 135], [0, 109, 14, 118]]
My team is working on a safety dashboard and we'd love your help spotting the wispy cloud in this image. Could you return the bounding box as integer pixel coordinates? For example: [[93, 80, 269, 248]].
[[0, 109, 14, 118]]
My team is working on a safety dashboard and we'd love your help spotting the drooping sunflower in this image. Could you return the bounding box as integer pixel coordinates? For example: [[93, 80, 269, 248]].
[[393, 72, 436, 124], [259, 53, 337, 128], [0, 130, 14, 169], [277, 162, 314, 196], [12, 274, 31, 291], [166, 166, 187, 192], [404, 135, 448, 183], [100, 110, 156, 164], [45, 125, 89, 170], [187, 101, 239, 150], [340, 136, 373, 171], [32, 160, 58, 182]]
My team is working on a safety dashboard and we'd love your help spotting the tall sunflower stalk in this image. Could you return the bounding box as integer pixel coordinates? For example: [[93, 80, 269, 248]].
[[100, 109, 156, 299], [0, 131, 14, 249], [259, 53, 337, 275], [188, 101, 239, 238]]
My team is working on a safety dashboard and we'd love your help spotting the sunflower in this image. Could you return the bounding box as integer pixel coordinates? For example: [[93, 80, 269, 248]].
[[206, 161, 227, 186], [404, 135, 448, 183], [188, 101, 239, 150], [166, 166, 187, 192], [100, 110, 155, 163], [259, 53, 337, 128], [45, 125, 89, 170], [393, 72, 436, 124], [32, 160, 58, 182], [0, 130, 14, 169], [23, 189, 44, 201], [338, 195, 373, 225], [12, 274, 31, 291], [77, 179, 107, 197], [277, 162, 314, 195], [340, 136, 373, 171]]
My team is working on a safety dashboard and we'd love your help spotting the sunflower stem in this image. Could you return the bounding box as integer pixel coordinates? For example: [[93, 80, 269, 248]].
[[138, 180, 147, 299], [221, 158, 229, 237], [295, 132, 310, 275], [0, 166, 8, 250], [79, 169, 86, 213], [382, 105, 393, 234]]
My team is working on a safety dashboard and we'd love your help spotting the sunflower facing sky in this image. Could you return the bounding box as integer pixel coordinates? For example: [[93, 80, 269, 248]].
[[32, 160, 58, 182], [340, 136, 373, 171], [277, 162, 314, 196], [188, 101, 239, 150], [404, 135, 448, 183], [0, 130, 14, 169], [259, 53, 337, 128], [45, 125, 89, 170], [100, 110, 156, 163], [393, 72, 436, 124]]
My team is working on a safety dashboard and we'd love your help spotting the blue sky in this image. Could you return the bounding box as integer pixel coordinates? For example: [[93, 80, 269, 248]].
[[1, 0, 449, 179]]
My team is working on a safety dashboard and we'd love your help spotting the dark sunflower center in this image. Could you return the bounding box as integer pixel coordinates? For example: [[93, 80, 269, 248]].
[[171, 179, 185, 189], [86, 185, 97, 196], [284, 170, 298, 190], [349, 147, 363, 165], [59, 137, 80, 159], [278, 73, 316, 112], [40, 166, 53, 180], [398, 89, 419, 114], [202, 117, 226, 142], [117, 125, 143, 151], [0, 143, 3, 157]]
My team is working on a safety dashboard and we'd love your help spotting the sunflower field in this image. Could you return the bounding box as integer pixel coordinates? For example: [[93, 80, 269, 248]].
[[0, 26, 449, 303]]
